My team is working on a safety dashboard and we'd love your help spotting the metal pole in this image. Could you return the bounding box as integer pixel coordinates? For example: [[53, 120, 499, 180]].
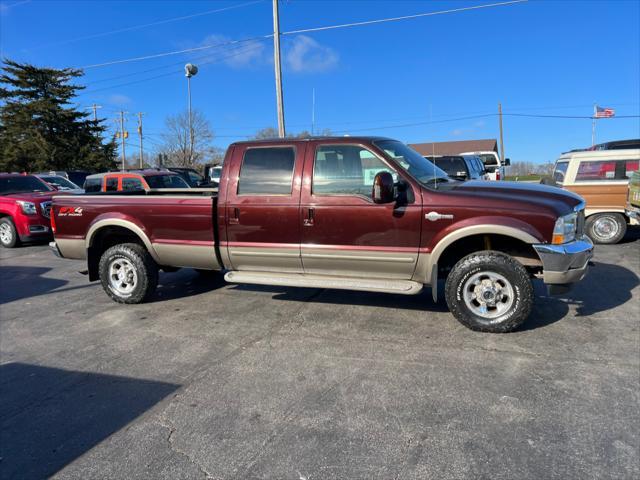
[[187, 75, 194, 164], [591, 104, 596, 146], [272, 0, 286, 138], [498, 102, 505, 169], [138, 112, 144, 168], [119, 111, 126, 170], [311, 88, 315, 136]]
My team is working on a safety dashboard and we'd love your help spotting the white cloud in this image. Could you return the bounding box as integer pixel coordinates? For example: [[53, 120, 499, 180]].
[[108, 94, 132, 105], [284, 35, 338, 74], [197, 34, 268, 69]]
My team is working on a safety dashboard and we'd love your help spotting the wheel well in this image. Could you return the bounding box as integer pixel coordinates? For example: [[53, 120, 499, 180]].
[[436, 234, 542, 279], [87, 226, 145, 281]]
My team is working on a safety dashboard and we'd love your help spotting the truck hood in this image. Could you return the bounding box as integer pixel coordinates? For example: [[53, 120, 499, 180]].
[[2, 191, 55, 202], [450, 180, 584, 216]]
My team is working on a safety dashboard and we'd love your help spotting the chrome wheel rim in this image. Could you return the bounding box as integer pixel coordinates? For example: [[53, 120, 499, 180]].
[[0, 223, 12, 245], [592, 216, 619, 241], [108, 258, 138, 296], [462, 271, 515, 321]]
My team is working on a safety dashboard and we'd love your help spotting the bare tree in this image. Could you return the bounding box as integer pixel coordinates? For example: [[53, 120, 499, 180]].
[[158, 110, 215, 167]]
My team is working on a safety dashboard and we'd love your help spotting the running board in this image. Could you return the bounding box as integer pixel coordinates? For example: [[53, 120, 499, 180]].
[[224, 271, 424, 295]]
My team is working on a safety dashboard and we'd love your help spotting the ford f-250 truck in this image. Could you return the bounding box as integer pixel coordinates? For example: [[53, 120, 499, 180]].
[[50, 137, 593, 333]]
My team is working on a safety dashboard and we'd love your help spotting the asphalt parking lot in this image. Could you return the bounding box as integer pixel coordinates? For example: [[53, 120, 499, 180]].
[[1, 232, 639, 480]]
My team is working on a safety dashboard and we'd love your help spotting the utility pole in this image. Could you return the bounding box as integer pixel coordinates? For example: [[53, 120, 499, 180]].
[[119, 111, 127, 170], [311, 88, 315, 136], [137, 112, 144, 168], [498, 102, 505, 164], [91, 104, 102, 122], [272, 0, 286, 137]]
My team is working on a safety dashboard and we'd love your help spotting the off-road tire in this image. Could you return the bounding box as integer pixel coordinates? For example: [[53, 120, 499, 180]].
[[0, 217, 19, 248], [585, 213, 626, 245], [99, 243, 158, 304], [444, 250, 533, 333]]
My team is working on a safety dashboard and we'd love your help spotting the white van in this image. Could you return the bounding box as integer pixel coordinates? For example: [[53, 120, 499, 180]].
[[459, 151, 509, 181]]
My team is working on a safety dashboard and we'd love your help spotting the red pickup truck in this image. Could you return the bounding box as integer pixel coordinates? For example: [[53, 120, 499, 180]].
[[50, 137, 593, 332]]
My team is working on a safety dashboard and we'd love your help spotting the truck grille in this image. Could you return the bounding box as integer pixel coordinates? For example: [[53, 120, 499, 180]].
[[40, 201, 52, 219], [576, 209, 585, 237]]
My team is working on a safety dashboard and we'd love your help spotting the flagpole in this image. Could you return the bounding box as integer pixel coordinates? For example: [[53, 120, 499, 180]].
[[591, 103, 596, 146]]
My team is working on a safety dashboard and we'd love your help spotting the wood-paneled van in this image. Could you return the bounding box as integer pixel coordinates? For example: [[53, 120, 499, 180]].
[[552, 148, 640, 244]]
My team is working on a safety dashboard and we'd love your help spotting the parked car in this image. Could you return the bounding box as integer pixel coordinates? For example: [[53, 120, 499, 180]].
[[36, 174, 84, 194], [36, 170, 93, 188], [425, 155, 487, 181], [0, 174, 55, 248], [552, 146, 639, 244], [83, 170, 190, 192], [51, 136, 593, 333], [166, 167, 206, 187], [626, 170, 640, 222], [459, 150, 510, 180]]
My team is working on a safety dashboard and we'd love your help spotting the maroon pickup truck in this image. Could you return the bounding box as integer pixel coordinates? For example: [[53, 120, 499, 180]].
[[50, 137, 593, 332]]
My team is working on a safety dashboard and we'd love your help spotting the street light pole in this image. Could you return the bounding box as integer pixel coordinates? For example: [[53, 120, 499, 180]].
[[185, 64, 198, 164], [272, 0, 286, 138]]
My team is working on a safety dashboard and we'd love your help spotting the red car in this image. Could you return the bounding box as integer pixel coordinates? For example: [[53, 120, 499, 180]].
[[0, 174, 55, 248]]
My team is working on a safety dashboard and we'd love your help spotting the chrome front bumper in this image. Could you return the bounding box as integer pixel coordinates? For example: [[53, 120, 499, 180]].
[[626, 204, 640, 225], [533, 236, 594, 293], [49, 241, 63, 258]]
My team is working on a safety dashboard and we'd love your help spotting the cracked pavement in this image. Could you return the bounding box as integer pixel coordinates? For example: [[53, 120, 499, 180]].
[[1, 230, 639, 479]]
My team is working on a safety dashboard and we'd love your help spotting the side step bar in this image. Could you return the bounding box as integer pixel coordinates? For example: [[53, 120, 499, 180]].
[[224, 271, 424, 295]]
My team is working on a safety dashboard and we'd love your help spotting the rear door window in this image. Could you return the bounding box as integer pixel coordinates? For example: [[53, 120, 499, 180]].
[[122, 177, 144, 191], [105, 176, 119, 191], [238, 147, 296, 195], [575, 160, 636, 181]]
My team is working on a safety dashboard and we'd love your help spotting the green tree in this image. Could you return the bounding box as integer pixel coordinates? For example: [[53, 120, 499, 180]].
[[0, 59, 116, 172]]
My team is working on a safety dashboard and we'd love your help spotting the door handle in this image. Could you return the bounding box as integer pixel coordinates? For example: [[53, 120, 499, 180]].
[[303, 207, 314, 226], [229, 207, 240, 224]]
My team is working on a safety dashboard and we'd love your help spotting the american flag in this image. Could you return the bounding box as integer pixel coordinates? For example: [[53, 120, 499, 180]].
[[594, 106, 615, 118]]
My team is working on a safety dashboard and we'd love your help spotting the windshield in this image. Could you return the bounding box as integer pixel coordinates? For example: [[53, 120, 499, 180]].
[[478, 153, 499, 167], [374, 140, 452, 187], [145, 174, 190, 189], [39, 175, 80, 190], [553, 161, 569, 185], [0, 176, 53, 194]]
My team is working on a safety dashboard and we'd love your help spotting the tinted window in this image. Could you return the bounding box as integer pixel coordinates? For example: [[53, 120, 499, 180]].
[[145, 174, 190, 189], [122, 177, 144, 191], [40, 176, 79, 190], [84, 177, 102, 192], [238, 147, 295, 195], [478, 153, 499, 167], [429, 156, 467, 178], [105, 177, 118, 191], [575, 159, 639, 182], [0, 176, 53, 194], [313, 145, 395, 196], [553, 162, 569, 185]]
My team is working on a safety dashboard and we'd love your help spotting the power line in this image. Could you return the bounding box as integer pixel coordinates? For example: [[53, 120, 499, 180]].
[[281, 0, 528, 36], [80, 34, 272, 70], [78, 0, 526, 70], [29, 0, 265, 50]]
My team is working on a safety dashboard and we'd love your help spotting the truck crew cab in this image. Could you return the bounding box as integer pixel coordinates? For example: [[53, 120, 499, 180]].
[[50, 137, 593, 333]]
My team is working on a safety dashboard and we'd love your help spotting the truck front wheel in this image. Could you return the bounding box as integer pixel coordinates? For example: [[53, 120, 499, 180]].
[[98, 243, 158, 304], [444, 251, 533, 333]]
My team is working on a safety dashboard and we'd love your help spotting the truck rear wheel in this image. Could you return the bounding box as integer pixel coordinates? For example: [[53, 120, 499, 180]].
[[444, 251, 533, 333], [0, 217, 19, 248], [585, 213, 626, 244], [98, 243, 158, 304]]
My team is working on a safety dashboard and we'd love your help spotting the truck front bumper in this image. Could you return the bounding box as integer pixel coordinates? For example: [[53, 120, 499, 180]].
[[49, 241, 63, 258], [533, 236, 594, 295], [625, 204, 640, 225]]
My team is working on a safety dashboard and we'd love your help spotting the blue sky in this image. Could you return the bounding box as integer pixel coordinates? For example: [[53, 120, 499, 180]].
[[1, 0, 639, 163]]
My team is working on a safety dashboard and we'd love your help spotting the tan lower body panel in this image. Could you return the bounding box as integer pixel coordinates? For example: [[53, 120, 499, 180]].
[[300, 247, 418, 280], [56, 238, 86, 260], [227, 246, 303, 273], [225, 270, 423, 295], [153, 243, 220, 270]]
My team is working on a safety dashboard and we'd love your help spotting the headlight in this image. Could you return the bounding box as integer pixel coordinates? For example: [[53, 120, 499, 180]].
[[552, 212, 577, 244], [16, 200, 37, 215]]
